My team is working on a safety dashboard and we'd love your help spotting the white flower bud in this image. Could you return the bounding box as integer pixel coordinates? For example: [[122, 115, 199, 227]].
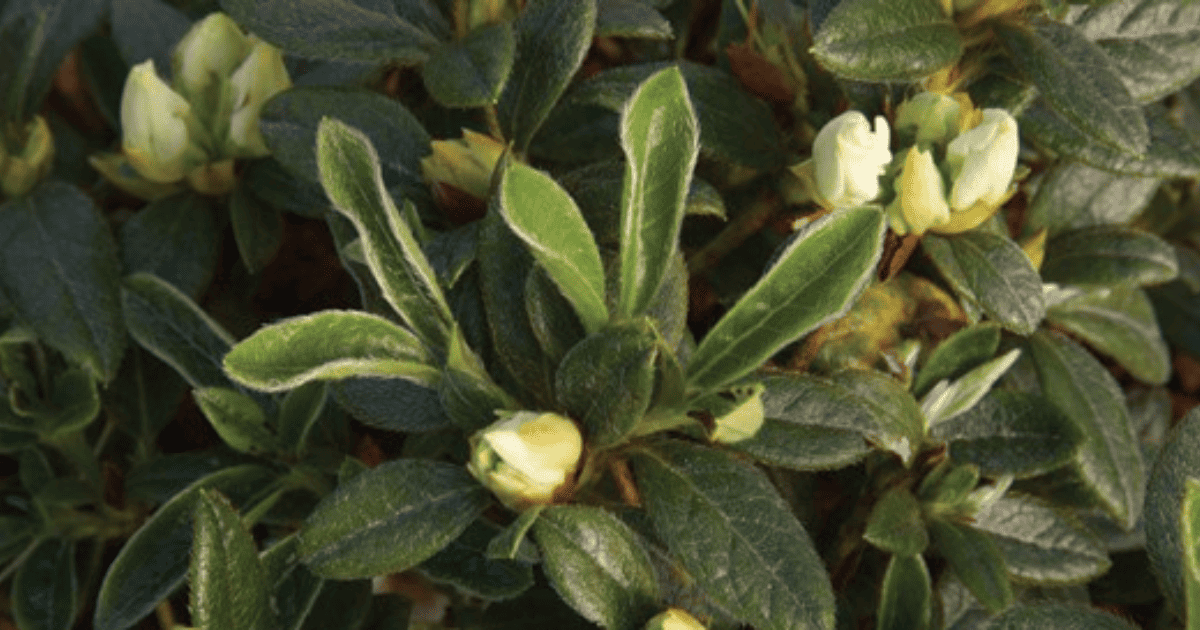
[[887, 147, 951, 236], [467, 411, 583, 509], [645, 608, 706, 630], [697, 383, 766, 444], [945, 108, 1019, 212], [812, 111, 891, 209], [226, 40, 292, 157], [120, 60, 205, 183], [895, 92, 962, 146], [172, 13, 254, 107]]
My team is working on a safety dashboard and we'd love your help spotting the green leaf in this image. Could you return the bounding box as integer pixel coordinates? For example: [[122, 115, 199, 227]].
[[971, 495, 1110, 585], [119, 190, 219, 299], [1041, 226, 1177, 287], [1027, 331, 1144, 529], [0, 0, 108, 121], [291, 577, 374, 630], [923, 232, 1045, 336], [0, 182, 124, 382], [18, 447, 53, 495], [922, 349, 1021, 428], [928, 519, 1013, 613], [193, 388, 276, 455], [438, 326, 518, 432], [420, 519, 534, 601], [317, 117, 455, 354], [913, 324, 1001, 399], [616, 66, 698, 319], [555, 319, 658, 448], [12, 538, 77, 630], [121, 272, 235, 390], [1024, 161, 1161, 237], [730, 419, 870, 471], [4, 368, 103, 437], [526, 264, 587, 365], [190, 489, 270, 630], [686, 206, 884, 393], [231, 182, 284, 275], [94, 464, 278, 630], [810, 0, 963, 82], [331, 378, 451, 433], [983, 603, 1141, 629], [1020, 101, 1200, 178], [1046, 284, 1170, 384], [877, 554, 931, 630], [499, 162, 608, 333], [864, 488, 928, 556], [631, 440, 835, 630], [361, 594, 412, 630], [996, 21, 1148, 155], [596, 0, 672, 39], [422, 23, 515, 108], [298, 459, 489, 579], [220, 0, 441, 62], [1185, 478, 1200, 628], [499, 0, 597, 151], [1146, 407, 1200, 613], [533, 505, 659, 629], [487, 505, 544, 562], [277, 382, 328, 456], [110, 0, 189, 82], [224, 310, 438, 393], [933, 391, 1082, 479]]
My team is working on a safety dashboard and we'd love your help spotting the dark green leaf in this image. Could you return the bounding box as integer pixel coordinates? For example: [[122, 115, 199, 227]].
[[921, 350, 1022, 428], [0, 0, 108, 120], [360, 594, 412, 630], [193, 388, 276, 455], [1145, 406, 1200, 613], [121, 272, 234, 390], [811, 0, 963, 81], [123, 449, 261, 505], [297, 578, 373, 630], [231, 182, 284, 274], [864, 488, 928, 556], [934, 391, 1082, 479], [1041, 226, 1177, 287], [617, 66, 698, 319], [631, 440, 835, 630], [422, 23, 515, 108], [0, 182, 124, 381], [1024, 161, 1161, 237], [982, 603, 1140, 629], [277, 382, 328, 456], [220, 0, 440, 62], [190, 489, 270, 630], [110, 0, 189, 78], [923, 232, 1045, 336], [224, 310, 439, 393], [913, 324, 1001, 398], [596, 0, 672, 39], [971, 495, 1110, 585], [486, 505, 543, 562], [331, 377, 452, 432], [298, 459, 489, 579], [499, 0, 597, 151], [877, 554, 931, 630], [480, 584, 599, 629], [119, 191, 219, 299], [1027, 331, 1144, 528], [18, 447, 53, 494], [996, 21, 1147, 154], [12, 538, 76, 630], [419, 519, 533, 601], [1046, 284, 1170, 384], [438, 326, 518, 432], [241, 158, 329, 219], [317, 118, 455, 353], [929, 519, 1013, 613], [525, 264, 586, 366], [687, 206, 884, 393], [730, 419, 870, 471]]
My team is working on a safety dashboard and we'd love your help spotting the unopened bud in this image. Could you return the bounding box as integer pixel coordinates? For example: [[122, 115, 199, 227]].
[[467, 411, 583, 510]]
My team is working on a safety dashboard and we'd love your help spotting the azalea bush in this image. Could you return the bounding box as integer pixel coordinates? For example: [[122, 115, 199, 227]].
[[4, 0, 1200, 629]]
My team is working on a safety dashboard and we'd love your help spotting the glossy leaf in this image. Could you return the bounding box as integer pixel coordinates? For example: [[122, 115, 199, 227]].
[[877, 554, 931, 630], [913, 324, 1001, 398], [190, 489, 270, 630], [1146, 407, 1200, 612], [230, 183, 284, 274], [298, 459, 489, 579], [983, 603, 1140, 629], [996, 21, 1147, 155], [499, 162, 608, 333], [631, 440, 835, 630], [1041, 226, 1177, 287], [1027, 331, 1144, 528], [0, 182, 124, 382], [1046, 284, 1170, 384], [422, 23, 515, 107], [933, 391, 1082, 479], [923, 232, 1045, 336], [122, 272, 235, 390], [533, 505, 659, 629], [864, 487, 928, 556], [686, 206, 884, 393], [922, 349, 1021, 428], [617, 66, 698, 318], [499, 0, 597, 151], [1024, 161, 1161, 237], [929, 519, 1013, 613], [811, 0, 963, 81], [224, 310, 438, 393], [419, 519, 533, 601], [972, 495, 1110, 585], [12, 538, 76, 630], [193, 388, 276, 455], [317, 117, 455, 352], [119, 191, 219, 299]]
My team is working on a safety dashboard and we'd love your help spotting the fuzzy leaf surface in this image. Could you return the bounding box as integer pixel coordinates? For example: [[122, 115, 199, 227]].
[[422, 23, 514, 108], [190, 489, 270, 630], [923, 232, 1045, 336], [811, 0, 962, 81], [1041, 225, 1177, 287], [1046, 284, 1170, 384], [971, 495, 1110, 585], [933, 391, 1081, 479]]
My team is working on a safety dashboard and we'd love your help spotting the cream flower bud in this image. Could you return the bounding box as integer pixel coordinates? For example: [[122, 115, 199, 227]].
[[467, 411, 583, 509], [120, 60, 205, 183], [172, 12, 254, 107], [645, 608, 706, 630], [696, 384, 766, 444], [945, 108, 1019, 212], [812, 111, 891, 209], [895, 92, 962, 146], [226, 40, 292, 157], [1, 116, 55, 198], [887, 147, 951, 236], [420, 129, 506, 200]]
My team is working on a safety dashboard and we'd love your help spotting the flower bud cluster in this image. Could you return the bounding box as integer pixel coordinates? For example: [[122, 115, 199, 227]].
[[1, 116, 54, 198], [467, 411, 583, 510]]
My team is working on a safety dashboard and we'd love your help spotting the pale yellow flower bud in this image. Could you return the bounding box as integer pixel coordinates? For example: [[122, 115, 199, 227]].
[[895, 92, 962, 146], [467, 411, 583, 509], [226, 40, 292, 157], [812, 111, 892, 209], [1, 116, 55, 198], [644, 608, 706, 630], [120, 60, 206, 183], [946, 109, 1019, 212], [887, 147, 951, 236], [421, 129, 506, 200], [696, 383, 766, 444], [172, 13, 254, 108]]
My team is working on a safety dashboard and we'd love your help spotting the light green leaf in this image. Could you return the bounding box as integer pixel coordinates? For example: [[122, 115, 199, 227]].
[[933, 391, 1082, 479], [877, 554, 931, 630], [912, 324, 1001, 398], [972, 495, 1110, 585], [1024, 161, 1161, 237], [1041, 226, 1177, 287], [1184, 478, 1200, 629], [617, 65, 698, 318], [1027, 331, 1144, 528], [298, 459, 490, 579], [12, 538, 76, 630], [1146, 407, 1200, 613], [631, 440, 835, 630], [190, 489, 270, 630], [1046, 284, 1170, 384], [922, 350, 1021, 428], [193, 388, 276, 455], [223, 310, 439, 393], [811, 0, 963, 81], [864, 488, 928, 556], [316, 117, 455, 354], [533, 505, 659, 629], [499, 162, 609, 334], [686, 206, 884, 393], [422, 23, 515, 108], [923, 232, 1045, 336], [929, 519, 1013, 613]]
